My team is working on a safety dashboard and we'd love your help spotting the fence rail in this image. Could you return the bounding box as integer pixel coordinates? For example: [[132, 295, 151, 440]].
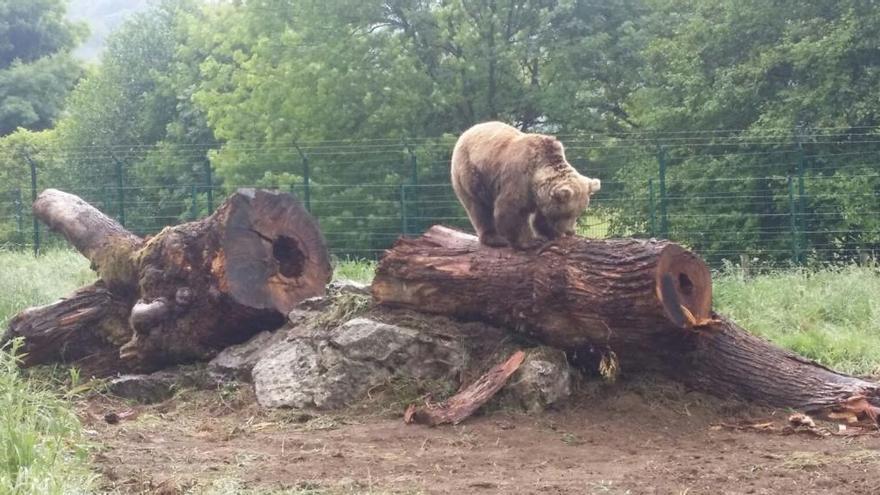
[[2, 133, 879, 268]]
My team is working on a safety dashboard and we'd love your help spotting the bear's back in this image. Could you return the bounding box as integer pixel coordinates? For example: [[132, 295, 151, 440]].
[[454, 121, 529, 174]]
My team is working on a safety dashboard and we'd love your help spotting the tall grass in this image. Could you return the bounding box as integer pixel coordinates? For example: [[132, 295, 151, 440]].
[[332, 258, 377, 284], [0, 249, 95, 494], [0, 250, 94, 327], [714, 265, 880, 376], [0, 341, 94, 494]]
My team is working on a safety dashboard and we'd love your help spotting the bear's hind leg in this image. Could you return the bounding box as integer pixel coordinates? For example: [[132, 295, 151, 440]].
[[461, 195, 507, 247]]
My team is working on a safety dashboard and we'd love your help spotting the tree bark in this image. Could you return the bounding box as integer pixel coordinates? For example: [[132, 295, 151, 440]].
[[6, 282, 132, 375], [5, 188, 332, 375], [373, 226, 880, 421]]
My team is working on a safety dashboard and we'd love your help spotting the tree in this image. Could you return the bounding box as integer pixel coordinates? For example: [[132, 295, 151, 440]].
[[610, 0, 880, 263], [0, 0, 85, 135], [183, 0, 647, 255], [57, 0, 216, 234]]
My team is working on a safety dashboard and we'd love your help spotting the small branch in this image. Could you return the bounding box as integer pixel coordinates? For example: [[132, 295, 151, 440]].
[[404, 350, 525, 426]]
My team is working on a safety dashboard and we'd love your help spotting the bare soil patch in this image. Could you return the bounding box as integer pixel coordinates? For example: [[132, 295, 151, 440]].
[[80, 375, 880, 494]]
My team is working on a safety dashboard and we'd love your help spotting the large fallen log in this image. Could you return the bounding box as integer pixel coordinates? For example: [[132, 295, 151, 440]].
[[373, 226, 880, 422], [5, 188, 331, 375]]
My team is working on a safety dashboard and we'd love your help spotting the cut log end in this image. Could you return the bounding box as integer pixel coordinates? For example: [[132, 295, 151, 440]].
[[218, 188, 332, 313], [655, 244, 712, 328]]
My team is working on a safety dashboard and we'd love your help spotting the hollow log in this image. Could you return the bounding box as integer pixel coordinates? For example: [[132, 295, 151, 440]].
[[5, 188, 332, 375], [373, 226, 880, 421]]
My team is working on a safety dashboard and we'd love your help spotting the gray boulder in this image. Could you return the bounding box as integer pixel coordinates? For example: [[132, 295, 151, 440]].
[[252, 317, 468, 409], [327, 279, 370, 296], [208, 330, 288, 382], [107, 373, 176, 404], [504, 347, 572, 412], [107, 366, 216, 404]]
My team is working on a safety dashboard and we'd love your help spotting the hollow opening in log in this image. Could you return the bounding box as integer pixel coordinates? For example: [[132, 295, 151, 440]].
[[655, 245, 712, 326], [273, 235, 305, 278], [679, 273, 694, 297]]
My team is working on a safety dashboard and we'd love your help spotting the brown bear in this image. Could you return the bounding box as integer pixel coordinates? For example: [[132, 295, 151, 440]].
[[450, 121, 601, 249]]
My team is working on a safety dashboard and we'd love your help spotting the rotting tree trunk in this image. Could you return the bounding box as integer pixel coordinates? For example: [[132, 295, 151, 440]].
[[5, 188, 332, 375], [373, 226, 880, 422]]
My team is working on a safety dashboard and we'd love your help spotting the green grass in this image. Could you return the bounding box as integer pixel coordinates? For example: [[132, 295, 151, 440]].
[[0, 249, 96, 494], [714, 264, 880, 376], [0, 343, 95, 494], [0, 249, 94, 328], [332, 258, 377, 284]]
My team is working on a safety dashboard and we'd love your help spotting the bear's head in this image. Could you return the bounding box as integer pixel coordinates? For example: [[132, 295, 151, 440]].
[[535, 171, 601, 237]]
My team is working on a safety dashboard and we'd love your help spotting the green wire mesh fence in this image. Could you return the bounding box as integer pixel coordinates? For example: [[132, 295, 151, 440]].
[[2, 131, 878, 268]]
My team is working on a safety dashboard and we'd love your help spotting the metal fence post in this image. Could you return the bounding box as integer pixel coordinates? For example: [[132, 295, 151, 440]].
[[112, 155, 126, 227], [400, 184, 408, 236], [25, 153, 40, 255], [648, 179, 656, 237], [408, 146, 418, 185], [657, 146, 669, 238], [293, 145, 311, 213], [12, 188, 23, 246], [796, 146, 807, 257], [406, 145, 418, 232], [204, 160, 214, 213], [787, 176, 799, 265], [190, 184, 198, 220]]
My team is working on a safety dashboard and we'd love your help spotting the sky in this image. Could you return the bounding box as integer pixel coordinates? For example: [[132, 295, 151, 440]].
[[66, 0, 152, 60]]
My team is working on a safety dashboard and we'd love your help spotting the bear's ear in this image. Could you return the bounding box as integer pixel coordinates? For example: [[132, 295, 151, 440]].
[[587, 178, 601, 193], [552, 185, 574, 202], [541, 136, 564, 155]]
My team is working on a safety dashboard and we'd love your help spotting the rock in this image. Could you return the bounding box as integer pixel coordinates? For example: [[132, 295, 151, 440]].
[[252, 339, 328, 408], [504, 347, 572, 413], [252, 317, 468, 409], [328, 279, 370, 296], [108, 373, 176, 404], [295, 295, 333, 312], [108, 366, 216, 404], [253, 338, 386, 409], [332, 317, 468, 378], [329, 318, 419, 362], [208, 330, 288, 381]]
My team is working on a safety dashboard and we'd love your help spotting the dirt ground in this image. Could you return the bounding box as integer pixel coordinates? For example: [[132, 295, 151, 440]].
[[78, 375, 880, 495]]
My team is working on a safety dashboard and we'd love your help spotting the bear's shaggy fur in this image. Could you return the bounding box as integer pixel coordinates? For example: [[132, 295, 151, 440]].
[[451, 121, 601, 249]]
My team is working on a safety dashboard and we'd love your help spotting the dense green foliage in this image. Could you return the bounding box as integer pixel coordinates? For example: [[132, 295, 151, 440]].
[[1, 0, 879, 261], [0, 0, 85, 136]]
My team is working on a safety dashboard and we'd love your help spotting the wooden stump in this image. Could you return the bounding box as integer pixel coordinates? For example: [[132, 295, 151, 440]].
[[373, 226, 880, 422], [5, 188, 332, 375]]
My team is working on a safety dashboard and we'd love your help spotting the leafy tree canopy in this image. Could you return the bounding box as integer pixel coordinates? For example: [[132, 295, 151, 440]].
[[0, 0, 86, 135]]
